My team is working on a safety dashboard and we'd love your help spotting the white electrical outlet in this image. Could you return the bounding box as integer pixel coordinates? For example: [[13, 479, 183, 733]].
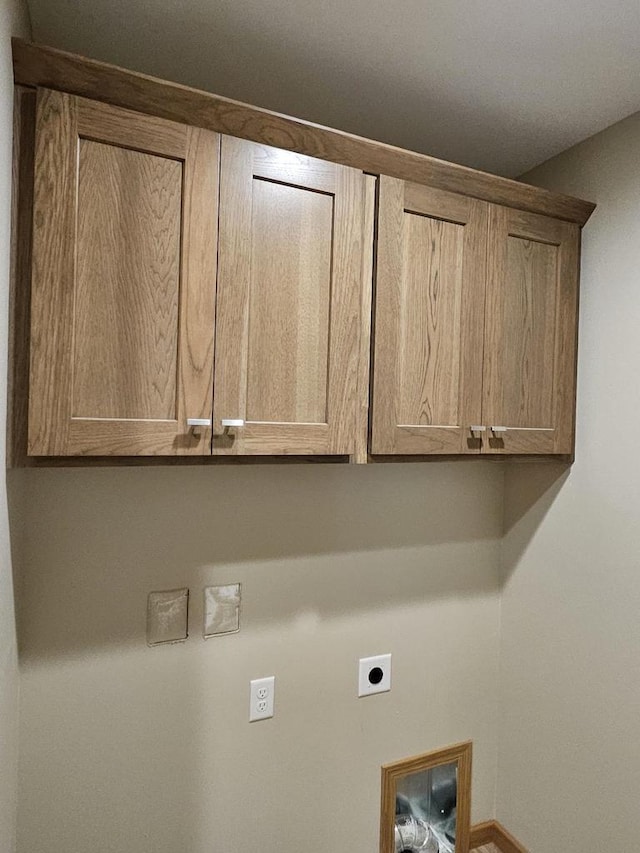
[[358, 654, 392, 697], [249, 676, 275, 721]]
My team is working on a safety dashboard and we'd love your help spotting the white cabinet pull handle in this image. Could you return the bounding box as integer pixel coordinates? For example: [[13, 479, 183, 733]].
[[491, 425, 507, 433], [187, 418, 212, 428], [221, 419, 245, 429], [470, 425, 486, 433]]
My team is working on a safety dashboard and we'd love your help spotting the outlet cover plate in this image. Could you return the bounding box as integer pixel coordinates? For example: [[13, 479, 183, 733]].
[[249, 676, 275, 722], [358, 653, 392, 697]]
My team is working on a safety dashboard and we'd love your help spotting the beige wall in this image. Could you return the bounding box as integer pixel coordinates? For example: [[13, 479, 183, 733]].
[[16, 29, 631, 853], [497, 114, 640, 851], [14, 462, 502, 853], [0, 1, 29, 851]]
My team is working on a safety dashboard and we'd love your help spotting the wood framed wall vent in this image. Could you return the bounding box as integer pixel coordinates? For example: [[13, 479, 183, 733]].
[[380, 741, 472, 853]]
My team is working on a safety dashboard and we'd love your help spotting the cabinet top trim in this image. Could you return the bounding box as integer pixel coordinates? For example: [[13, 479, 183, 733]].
[[13, 38, 595, 226]]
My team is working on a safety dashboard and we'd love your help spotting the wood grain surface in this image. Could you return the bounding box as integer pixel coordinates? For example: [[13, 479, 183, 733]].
[[483, 206, 579, 455], [76, 95, 187, 157], [371, 176, 487, 454], [8, 86, 35, 466], [470, 821, 499, 849], [29, 88, 77, 455], [351, 173, 376, 464], [74, 140, 182, 420], [489, 822, 529, 853], [16, 50, 585, 462], [246, 179, 332, 424], [28, 89, 219, 455], [178, 124, 219, 447], [398, 214, 464, 425], [213, 137, 365, 455], [502, 236, 556, 425], [470, 820, 529, 853], [12, 39, 596, 225]]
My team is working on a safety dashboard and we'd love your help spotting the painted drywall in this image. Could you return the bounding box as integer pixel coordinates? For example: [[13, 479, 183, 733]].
[[14, 462, 502, 853], [0, 1, 30, 851], [24, 0, 640, 176], [497, 114, 640, 851]]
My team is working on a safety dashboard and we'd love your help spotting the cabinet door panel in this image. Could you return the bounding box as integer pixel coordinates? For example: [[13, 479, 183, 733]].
[[483, 207, 579, 454], [371, 177, 488, 454], [213, 137, 364, 455], [75, 141, 182, 420], [246, 179, 332, 424], [398, 213, 464, 428], [29, 90, 219, 455]]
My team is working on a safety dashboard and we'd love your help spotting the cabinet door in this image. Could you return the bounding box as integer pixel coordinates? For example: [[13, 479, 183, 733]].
[[212, 137, 364, 455], [370, 177, 488, 454], [483, 207, 580, 454], [29, 90, 218, 455]]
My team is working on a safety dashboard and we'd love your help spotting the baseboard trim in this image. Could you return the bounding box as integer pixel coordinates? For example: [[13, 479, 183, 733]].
[[470, 820, 496, 847], [470, 820, 528, 853]]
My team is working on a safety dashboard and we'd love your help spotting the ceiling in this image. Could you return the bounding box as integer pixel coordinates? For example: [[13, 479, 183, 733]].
[[26, 0, 640, 176]]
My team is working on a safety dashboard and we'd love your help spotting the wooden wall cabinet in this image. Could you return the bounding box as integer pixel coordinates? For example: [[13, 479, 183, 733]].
[[12, 42, 594, 463], [26, 89, 367, 458], [371, 177, 581, 456]]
